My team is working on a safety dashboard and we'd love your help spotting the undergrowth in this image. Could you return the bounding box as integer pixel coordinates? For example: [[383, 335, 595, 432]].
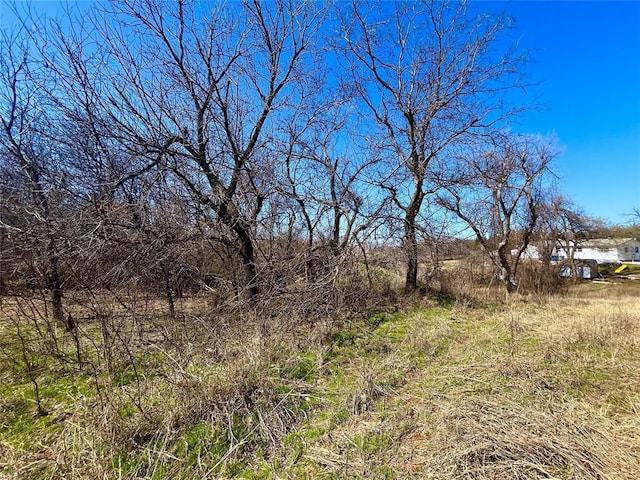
[[1, 284, 639, 479]]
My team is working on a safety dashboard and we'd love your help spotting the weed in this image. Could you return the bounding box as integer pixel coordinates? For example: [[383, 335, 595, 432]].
[[1, 282, 639, 479]]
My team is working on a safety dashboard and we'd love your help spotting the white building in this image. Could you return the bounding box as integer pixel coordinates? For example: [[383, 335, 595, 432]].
[[553, 238, 640, 264], [559, 259, 599, 279], [511, 245, 540, 260]]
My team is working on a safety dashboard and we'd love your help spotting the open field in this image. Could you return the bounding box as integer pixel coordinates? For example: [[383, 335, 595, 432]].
[[1, 280, 639, 479]]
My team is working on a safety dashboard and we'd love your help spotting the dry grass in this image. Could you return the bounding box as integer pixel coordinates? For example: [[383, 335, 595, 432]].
[[1, 280, 639, 479], [0, 289, 330, 479], [426, 397, 612, 479], [270, 282, 640, 479]]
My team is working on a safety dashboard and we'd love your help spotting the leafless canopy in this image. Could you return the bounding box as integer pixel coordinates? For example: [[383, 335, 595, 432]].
[[438, 133, 558, 293], [1, 0, 554, 312], [338, 0, 528, 291]]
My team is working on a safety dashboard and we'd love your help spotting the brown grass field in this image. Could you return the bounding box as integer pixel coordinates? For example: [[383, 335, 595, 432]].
[[0, 279, 638, 479]]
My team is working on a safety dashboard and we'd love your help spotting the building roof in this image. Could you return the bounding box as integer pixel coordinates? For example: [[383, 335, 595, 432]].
[[578, 238, 638, 249]]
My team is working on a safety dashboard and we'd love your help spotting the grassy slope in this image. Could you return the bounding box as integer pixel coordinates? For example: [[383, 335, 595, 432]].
[[248, 286, 640, 479], [1, 282, 639, 479]]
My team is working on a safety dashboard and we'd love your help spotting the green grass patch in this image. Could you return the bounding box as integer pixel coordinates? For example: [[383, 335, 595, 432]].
[[3, 290, 639, 479]]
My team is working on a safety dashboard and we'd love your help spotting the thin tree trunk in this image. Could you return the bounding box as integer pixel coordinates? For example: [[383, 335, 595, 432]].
[[569, 251, 578, 283], [497, 245, 517, 294], [46, 241, 66, 329], [331, 205, 342, 258], [404, 215, 419, 293], [235, 225, 260, 302], [0, 224, 5, 302], [160, 263, 176, 319], [356, 237, 373, 290], [302, 216, 315, 283], [25, 159, 67, 328], [305, 236, 316, 284]]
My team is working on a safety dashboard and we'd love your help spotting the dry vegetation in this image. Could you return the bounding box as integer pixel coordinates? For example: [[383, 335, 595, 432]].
[[2, 1, 639, 478], [1, 276, 639, 479]]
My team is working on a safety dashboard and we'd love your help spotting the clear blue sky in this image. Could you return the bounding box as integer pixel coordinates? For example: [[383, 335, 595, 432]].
[[487, 0, 640, 224], [2, 0, 640, 224]]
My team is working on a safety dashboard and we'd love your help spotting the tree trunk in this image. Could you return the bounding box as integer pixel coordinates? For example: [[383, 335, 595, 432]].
[[501, 268, 518, 294], [404, 215, 419, 293], [305, 256, 315, 284], [497, 245, 518, 294], [235, 225, 260, 302], [217, 203, 260, 302], [305, 234, 315, 284], [160, 263, 176, 319], [26, 161, 67, 327], [46, 244, 67, 329], [0, 225, 5, 302], [331, 207, 342, 258], [569, 250, 578, 284], [403, 175, 425, 294]]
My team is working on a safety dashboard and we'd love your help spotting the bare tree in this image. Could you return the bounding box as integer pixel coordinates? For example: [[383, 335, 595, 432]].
[[438, 134, 557, 294], [275, 98, 386, 283], [0, 27, 71, 328], [39, 0, 324, 302], [542, 197, 594, 280], [339, 0, 527, 292]]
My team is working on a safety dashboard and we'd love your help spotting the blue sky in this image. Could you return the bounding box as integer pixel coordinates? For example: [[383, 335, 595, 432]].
[[487, 0, 640, 224], [2, 0, 639, 224]]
